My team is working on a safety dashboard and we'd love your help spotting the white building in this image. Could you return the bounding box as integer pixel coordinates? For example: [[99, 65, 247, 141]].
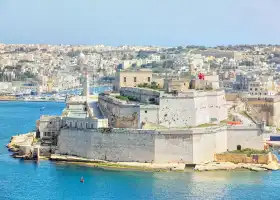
[[248, 76, 276, 96], [149, 54, 161, 61]]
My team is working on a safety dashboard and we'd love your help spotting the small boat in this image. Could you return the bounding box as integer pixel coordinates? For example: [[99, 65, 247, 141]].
[[80, 177, 84, 183]]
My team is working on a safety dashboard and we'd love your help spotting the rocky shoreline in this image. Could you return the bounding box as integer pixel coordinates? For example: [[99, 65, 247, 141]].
[[194, 161, 280, 172], [6, 132, 35, 156]]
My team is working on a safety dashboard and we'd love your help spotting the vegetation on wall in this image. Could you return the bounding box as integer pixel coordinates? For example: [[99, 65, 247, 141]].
[[137, 82, 161, 90], [227, 148, 268, 157], [115, 95, 137, 101]]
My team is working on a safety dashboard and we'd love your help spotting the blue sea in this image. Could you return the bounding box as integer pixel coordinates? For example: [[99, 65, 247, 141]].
[[1, 101, 280, 199]]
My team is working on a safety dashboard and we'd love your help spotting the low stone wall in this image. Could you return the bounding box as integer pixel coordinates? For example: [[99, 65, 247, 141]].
[[120, 87, 161, 104], [225, 93, 238, 101], [214, 153, 277, 164]]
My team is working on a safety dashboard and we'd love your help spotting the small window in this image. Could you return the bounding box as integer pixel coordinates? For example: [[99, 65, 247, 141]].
[[134, 77, 137, 82], [91, 124, 94, 129], [148, 77, 151, 82], [124, 77, 126, 82], [145, 110, 147, 113], [49, 122, 52, 124]]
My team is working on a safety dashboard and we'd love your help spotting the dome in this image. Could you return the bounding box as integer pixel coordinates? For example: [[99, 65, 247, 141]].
[[78, 52, 86, 65], [79, 52, 85, 60]]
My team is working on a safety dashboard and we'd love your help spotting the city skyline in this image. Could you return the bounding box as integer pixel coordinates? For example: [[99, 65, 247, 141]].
[[0, 0, 280, 46]]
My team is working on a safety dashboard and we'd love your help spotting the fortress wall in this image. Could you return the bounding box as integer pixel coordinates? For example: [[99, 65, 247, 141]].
[[154, 133, 193, 163], [140, 105, 159, 125], [194, 95, 210, 125], [215, 128, 228, 153], [192, 133, 216, 164], [57, 128, 156, 162], [191, 128, 227, 164], [57, 126, 231, 164], [159, 97, 199, 127], [98, 95, 140, 128], [207, 92, 227, 122], [227, 126, 264, 151]]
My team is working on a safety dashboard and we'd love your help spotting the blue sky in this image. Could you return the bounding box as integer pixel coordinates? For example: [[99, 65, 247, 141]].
[[0, 0, 279, 46]]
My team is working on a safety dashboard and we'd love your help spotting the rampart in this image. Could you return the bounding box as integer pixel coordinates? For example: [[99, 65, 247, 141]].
[[56, 126, 228, 164], [98, 94, 140, 128]]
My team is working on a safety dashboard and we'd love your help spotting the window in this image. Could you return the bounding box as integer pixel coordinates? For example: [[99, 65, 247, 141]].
[[124, 77, 126, 82], [148, 77, 151, 82], [250, 88, 252, 90], [49, 121, 52, 124], [70, 122, 72, 127], [255, 88, 257, 91], [91, 124, 94, 129], [134, 77, 137, 82], [145, 110, 147, 113]]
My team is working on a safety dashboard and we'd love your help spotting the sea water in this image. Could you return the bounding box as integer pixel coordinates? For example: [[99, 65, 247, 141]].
[[1, 101, 280, 200]]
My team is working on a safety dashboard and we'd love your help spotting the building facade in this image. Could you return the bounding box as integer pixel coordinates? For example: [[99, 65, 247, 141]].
[[113, 69, 153, 91]]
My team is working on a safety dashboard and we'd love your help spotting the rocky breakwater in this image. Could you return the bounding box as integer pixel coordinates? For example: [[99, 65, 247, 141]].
[[6, 132, 36, 159], [194, 161, 280, 172]]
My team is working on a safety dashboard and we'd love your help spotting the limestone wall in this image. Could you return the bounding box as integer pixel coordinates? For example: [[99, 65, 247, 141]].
[[57, 128, 156, 162], [207, 91, 227, 122], [159, 97, 194, 127], [120, 87, 161, 104], [215, 153, 275, 164], [98, 94, 140, 128], [227, 126, 264, 151], [225, 93, 238, 101], [140, 105, 159, 125], [192, 127, 227, 163], [154, 133, 193, 163], [63, 117, 108, 129], [57, 126, 228, 164], [158, 90, 227, 127]]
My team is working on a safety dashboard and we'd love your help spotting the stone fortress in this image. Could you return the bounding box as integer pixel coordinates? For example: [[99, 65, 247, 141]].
[[35, 65, 273, 165]]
